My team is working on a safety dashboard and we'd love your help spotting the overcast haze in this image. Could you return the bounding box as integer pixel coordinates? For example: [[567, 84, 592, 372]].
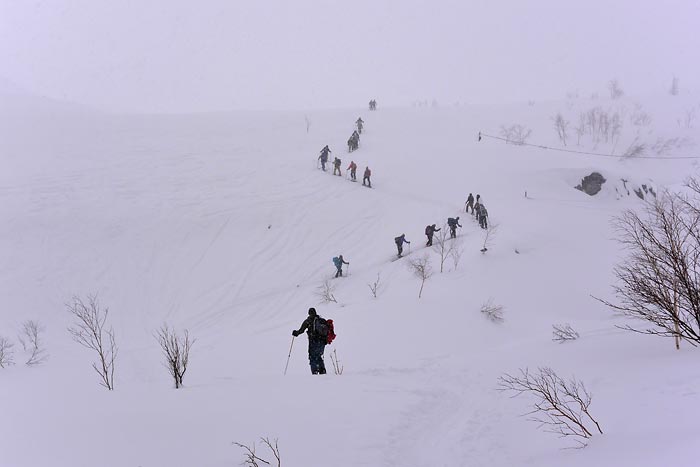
[[1, 0, 699, 112]]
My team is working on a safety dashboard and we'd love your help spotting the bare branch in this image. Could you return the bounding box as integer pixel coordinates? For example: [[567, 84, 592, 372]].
[[408, 255, 433, 299], [552, 324, 580, 343], [480, 298, 504, 323], [316, 280, 338, 304], [19, 320, 49, 365], [0, 336, 15, 368], [155, 324, 196, 389]]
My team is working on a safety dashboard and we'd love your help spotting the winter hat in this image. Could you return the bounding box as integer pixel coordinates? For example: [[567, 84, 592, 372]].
[[308, 308, 317, 316]]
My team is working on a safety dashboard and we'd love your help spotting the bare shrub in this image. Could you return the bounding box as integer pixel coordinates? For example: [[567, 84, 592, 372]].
[[622, 137, 647, 158], [367, 273, 382, 298], [408, 255, 433, 299], [552, 324, 580, 343], [316, 280, 338, 304], [481, 223, 499, 253], [330, 349, 343, 375], [233, 437, 281, 467], [596, 181, 700, 347], [552, 113, 570, 146], [500, 124, 532, 145], [432, 225, 453, 273], [18, 320, 48, 365], [155, 324, 195, 389], [498, 367, 603, 448], [480, 298, 504, 323], [630, 104, 652, 127], [652, 136, 692, 155], [608, 79, 624, 99], [677, 106, 697, 129], [0, 336, 15, 368], [67, 295, 117, 390], [450, 240, 464, 271]]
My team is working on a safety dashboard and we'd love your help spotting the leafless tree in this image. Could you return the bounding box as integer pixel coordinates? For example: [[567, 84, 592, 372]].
[[233, 437, 281, 467], [498, 367, 603, 448], [432, 225, 453, 273], [596, 181, 700, 347], [481, 223, 499, 253], [0, 336, 15, 368], [316, 280, 338, 304], [677, 106, 697, 129], [552, 324, 580, 343], [304, 115, 311, 133], [622, 137, 647, 158], [450, 240, 465, 270], [574, 113, 586, 146], [67, 295, 117, 390], [330, 349, 343, 375], [367, 273, 382, 298], [630, 104, 652, 127], [670, 76, 679, 96], [18, 320, 49, 365], [608, 79, 624, 99], [552, 113, 570, 146], [500, 124, 532, 145], [480, 298, 504, 323], [408, 255, 433, 299], [155, 324, 195, 389]]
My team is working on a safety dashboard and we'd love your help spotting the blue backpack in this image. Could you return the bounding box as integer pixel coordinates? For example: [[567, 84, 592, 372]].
[[333, 257, 341, 267]]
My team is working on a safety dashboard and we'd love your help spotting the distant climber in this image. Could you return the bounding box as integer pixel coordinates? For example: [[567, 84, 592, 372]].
[[318, 145, 331, 171], [473, 194, 481, 217], [369, 100, 377, 111], [394, 234, 410, 257], [363, 166, 372, 188], [292, 308, 329, 375], [333, 157, 342, 176], [447, 217, 462, 238], [356, 117, 364, 134], [333, 255, 350, 278], [347, 160, 357, 181], [425, 224, 441, 246], [478, 205, 489, 229], [465, 193, 474, 214]]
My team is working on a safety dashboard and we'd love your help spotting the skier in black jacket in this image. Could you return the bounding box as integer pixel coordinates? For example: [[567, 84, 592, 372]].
[[292, 308, 328, 374], [425, 224, 441, 246]]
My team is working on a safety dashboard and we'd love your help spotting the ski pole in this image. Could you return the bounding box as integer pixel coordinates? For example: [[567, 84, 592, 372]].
[[284, 336, 295, 375], [346, 263, 350, 276]]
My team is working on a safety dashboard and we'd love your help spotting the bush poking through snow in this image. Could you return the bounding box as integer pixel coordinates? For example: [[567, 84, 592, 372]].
[[0, 336, 15, 368], [367, 273, 382, 298], [500, 124, 532, 145], [316, 280, 338, 304], [330, 349, 343, 375], [67, 295, 117, 390], [233, 437, 281, 467], [552, 113, 570, 146], [480, 298, 504, 323], [450, 240, 464, 270], [155, 324, 195, 389], [498, 367, 603, 448], [597, 179, 700, 347], [552, 324, 580, 343], [408, 255, 433, 299], [481, 223, 499, 253], [608, 79, 624, 99], [432, 225, 453, 273], [18, 320, 48, 365]]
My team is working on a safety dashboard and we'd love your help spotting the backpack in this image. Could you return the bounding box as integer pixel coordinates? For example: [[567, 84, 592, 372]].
[[447, 217, 456, 227], [326, 319, 336, 345], [395, 236, 402, 245], [312, 316, 331, 342], [425, 225, 431, 235], [333, 256, 341, 267]]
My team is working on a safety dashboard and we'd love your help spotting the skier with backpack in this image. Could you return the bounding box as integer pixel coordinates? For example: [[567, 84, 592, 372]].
[[478, 205, 489, 229], [394, 234, 411, 257], [291, 308, 335, 375], [333, 157, 342, 176], [425, 224, 441, 246], [318, 145, 331, 171], [363, 166, 372, 188], [356, 117, 364, 134], [333, 254, 350, 278], [347, 160, 357, 181], [447, 217, 462, 238], [465, 193, 474, 214]]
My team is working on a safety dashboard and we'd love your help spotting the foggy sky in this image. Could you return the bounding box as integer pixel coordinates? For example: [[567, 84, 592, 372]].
[[1, 0, 698, 113]]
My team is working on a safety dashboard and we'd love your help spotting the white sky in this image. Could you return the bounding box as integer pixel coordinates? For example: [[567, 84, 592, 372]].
[[1, 0, 698, 112]]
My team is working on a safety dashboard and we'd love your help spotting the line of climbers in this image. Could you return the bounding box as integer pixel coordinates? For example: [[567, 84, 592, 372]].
[[317, 116, 372, 187], [465, 193, 489, 229]]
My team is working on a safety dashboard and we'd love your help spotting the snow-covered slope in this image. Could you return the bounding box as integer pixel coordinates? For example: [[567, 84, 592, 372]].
[[1, 96, 699, 466]]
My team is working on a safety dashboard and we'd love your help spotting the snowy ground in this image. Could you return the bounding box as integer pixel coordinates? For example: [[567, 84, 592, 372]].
[[1, 89, 699, 466]]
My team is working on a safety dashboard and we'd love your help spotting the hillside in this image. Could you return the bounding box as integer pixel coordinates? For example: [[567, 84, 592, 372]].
[[1, 95, 699, 467]]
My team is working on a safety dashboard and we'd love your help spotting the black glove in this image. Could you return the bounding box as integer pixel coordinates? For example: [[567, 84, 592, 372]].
[[292, 330, 299, 337]]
